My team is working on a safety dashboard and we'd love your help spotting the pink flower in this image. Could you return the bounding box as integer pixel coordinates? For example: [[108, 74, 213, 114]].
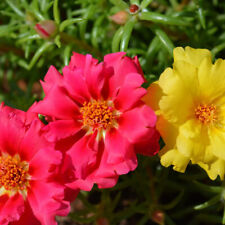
[[31, 52, 160, 191], [0, 104, 70, 225]]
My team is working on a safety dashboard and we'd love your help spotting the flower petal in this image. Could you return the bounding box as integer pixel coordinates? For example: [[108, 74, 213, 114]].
[[176, 119, 215, 163], [198, 57, 225, 103], [29, 147, 61, 180], [158, 67, 194, 124], [114, 73, 146, 111], [28, 181, 70, 225], [118, 105, 157, 143], [0, 194, 24, 224], [41, 66, 63, 94], [104, 129, 137, 174], [11, 201, 41, 225], [67, 134, 98, 181], [43, 119, 82, 142], [31, 85, 79, 119], [160, 149, 190, 173], [208, 128, 225, 161], [198, 159, 225, 180], [62, 66, 91, 103], [173, 46, 211, 68], [142, 82, 163, 112]]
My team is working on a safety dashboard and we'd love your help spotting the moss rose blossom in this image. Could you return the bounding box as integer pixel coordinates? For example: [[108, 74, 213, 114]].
[[31, 52, 160, 190], [0, 104, 70, 225], [144, 46, 225, 180]]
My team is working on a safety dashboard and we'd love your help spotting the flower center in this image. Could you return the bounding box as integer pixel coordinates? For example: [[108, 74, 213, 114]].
[[80, 100, 116, 130], [195, 104, 217, 125], [0, 154, 30, 197]]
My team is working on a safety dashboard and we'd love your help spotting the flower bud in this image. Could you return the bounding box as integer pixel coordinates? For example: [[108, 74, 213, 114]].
[[110, 11, 129, 25], [151, 210, 165, 225], [34, 20, 57, 39], [129, 4, 139, 14]]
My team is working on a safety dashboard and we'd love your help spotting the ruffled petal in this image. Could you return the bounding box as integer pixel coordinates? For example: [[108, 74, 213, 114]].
[[28, 181, 70, 225], [198, 57, 225, 103], [41, 66, 63, 94], [104, 129, 137, 174], [208, 127, 225, 161], [198, 159, 225, 180], [173, 46, 211, 68], [158, 67, 194, 124], [31, 85, 79, 119], [134, 128, 160, 156], [62, 66, 91, 103], [142, 82, 163, 112], [0, 105, 35, 157], [18, 119, 48, 161], [118, 105, 157, 143], [29, 147, 61, 180], [114, 73, 146, 111], [160, 149, 190, 173], [11, 201, 41, 225], [69, 52, 98, 70], [0, 194, 24, 224], [173, 60, 199, 97], [104, 52, 143, 97], [43, 119, 82, 142], [176, 119, 215, 163], [67, 134, 98, 181]]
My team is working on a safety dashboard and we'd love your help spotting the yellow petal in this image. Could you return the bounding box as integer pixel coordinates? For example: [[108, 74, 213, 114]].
[[176, 119, 216, 163], [208, 127, 225, 160], [198, 159, 225, 180], [173, 46, 211, 68], [198, 57, 225, 103], [157, 116, 189, 172], [158, 66, 194, 125], [156, 115, 178, 149], [142, 82, 162, 112], [160, 148, 189, 173], [173, 60, 199, 98]]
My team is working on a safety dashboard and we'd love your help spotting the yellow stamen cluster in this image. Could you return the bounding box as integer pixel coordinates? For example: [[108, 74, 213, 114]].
[[80, 100, 115, 130], [195, 104, 217, 125], [0, 154, 29, 194]]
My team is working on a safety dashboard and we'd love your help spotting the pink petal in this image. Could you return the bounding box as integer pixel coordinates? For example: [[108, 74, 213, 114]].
[[103, 129, 137, 174], [11, 201, 41, 225], [43, 119, 82, 142], [84, 55, 105, 99], [132, 56, 146, 81], [63, 66, 91, 103], [69, 52, 98, 70], [113, 73, 146, 111], [134, 128, 160, 156], [104, 53, 143, 97], [0, 194, 24, 224], [0, 109, 26, 156], [118, 105, 157, 143], [41, 66, 63, 94], [18, 119, 48, 161], [29, 147, 61, 180], [28, 181, 70, 225], [31, 85, 79, 119], [67, 134, 98, 180]]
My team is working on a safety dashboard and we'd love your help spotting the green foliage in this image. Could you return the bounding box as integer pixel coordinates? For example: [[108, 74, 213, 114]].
[[1, 0, 225, 224]]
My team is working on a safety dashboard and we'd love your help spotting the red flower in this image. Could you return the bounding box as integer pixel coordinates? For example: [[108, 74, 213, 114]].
[[31, 52, 160, 190], [0, 104, 70, 225]]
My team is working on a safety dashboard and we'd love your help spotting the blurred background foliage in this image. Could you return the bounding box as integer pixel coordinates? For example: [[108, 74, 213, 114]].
[[1, 0, 225, 224]]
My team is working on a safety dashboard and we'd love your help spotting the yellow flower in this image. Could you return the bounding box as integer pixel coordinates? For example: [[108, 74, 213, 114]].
[[143, 46, 225, 180]]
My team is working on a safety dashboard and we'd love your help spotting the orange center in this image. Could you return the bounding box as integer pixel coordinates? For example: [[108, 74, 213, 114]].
[[195, 104, 217, 125], [80, 100, 115, 130], [0, 154, 29, 193]]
